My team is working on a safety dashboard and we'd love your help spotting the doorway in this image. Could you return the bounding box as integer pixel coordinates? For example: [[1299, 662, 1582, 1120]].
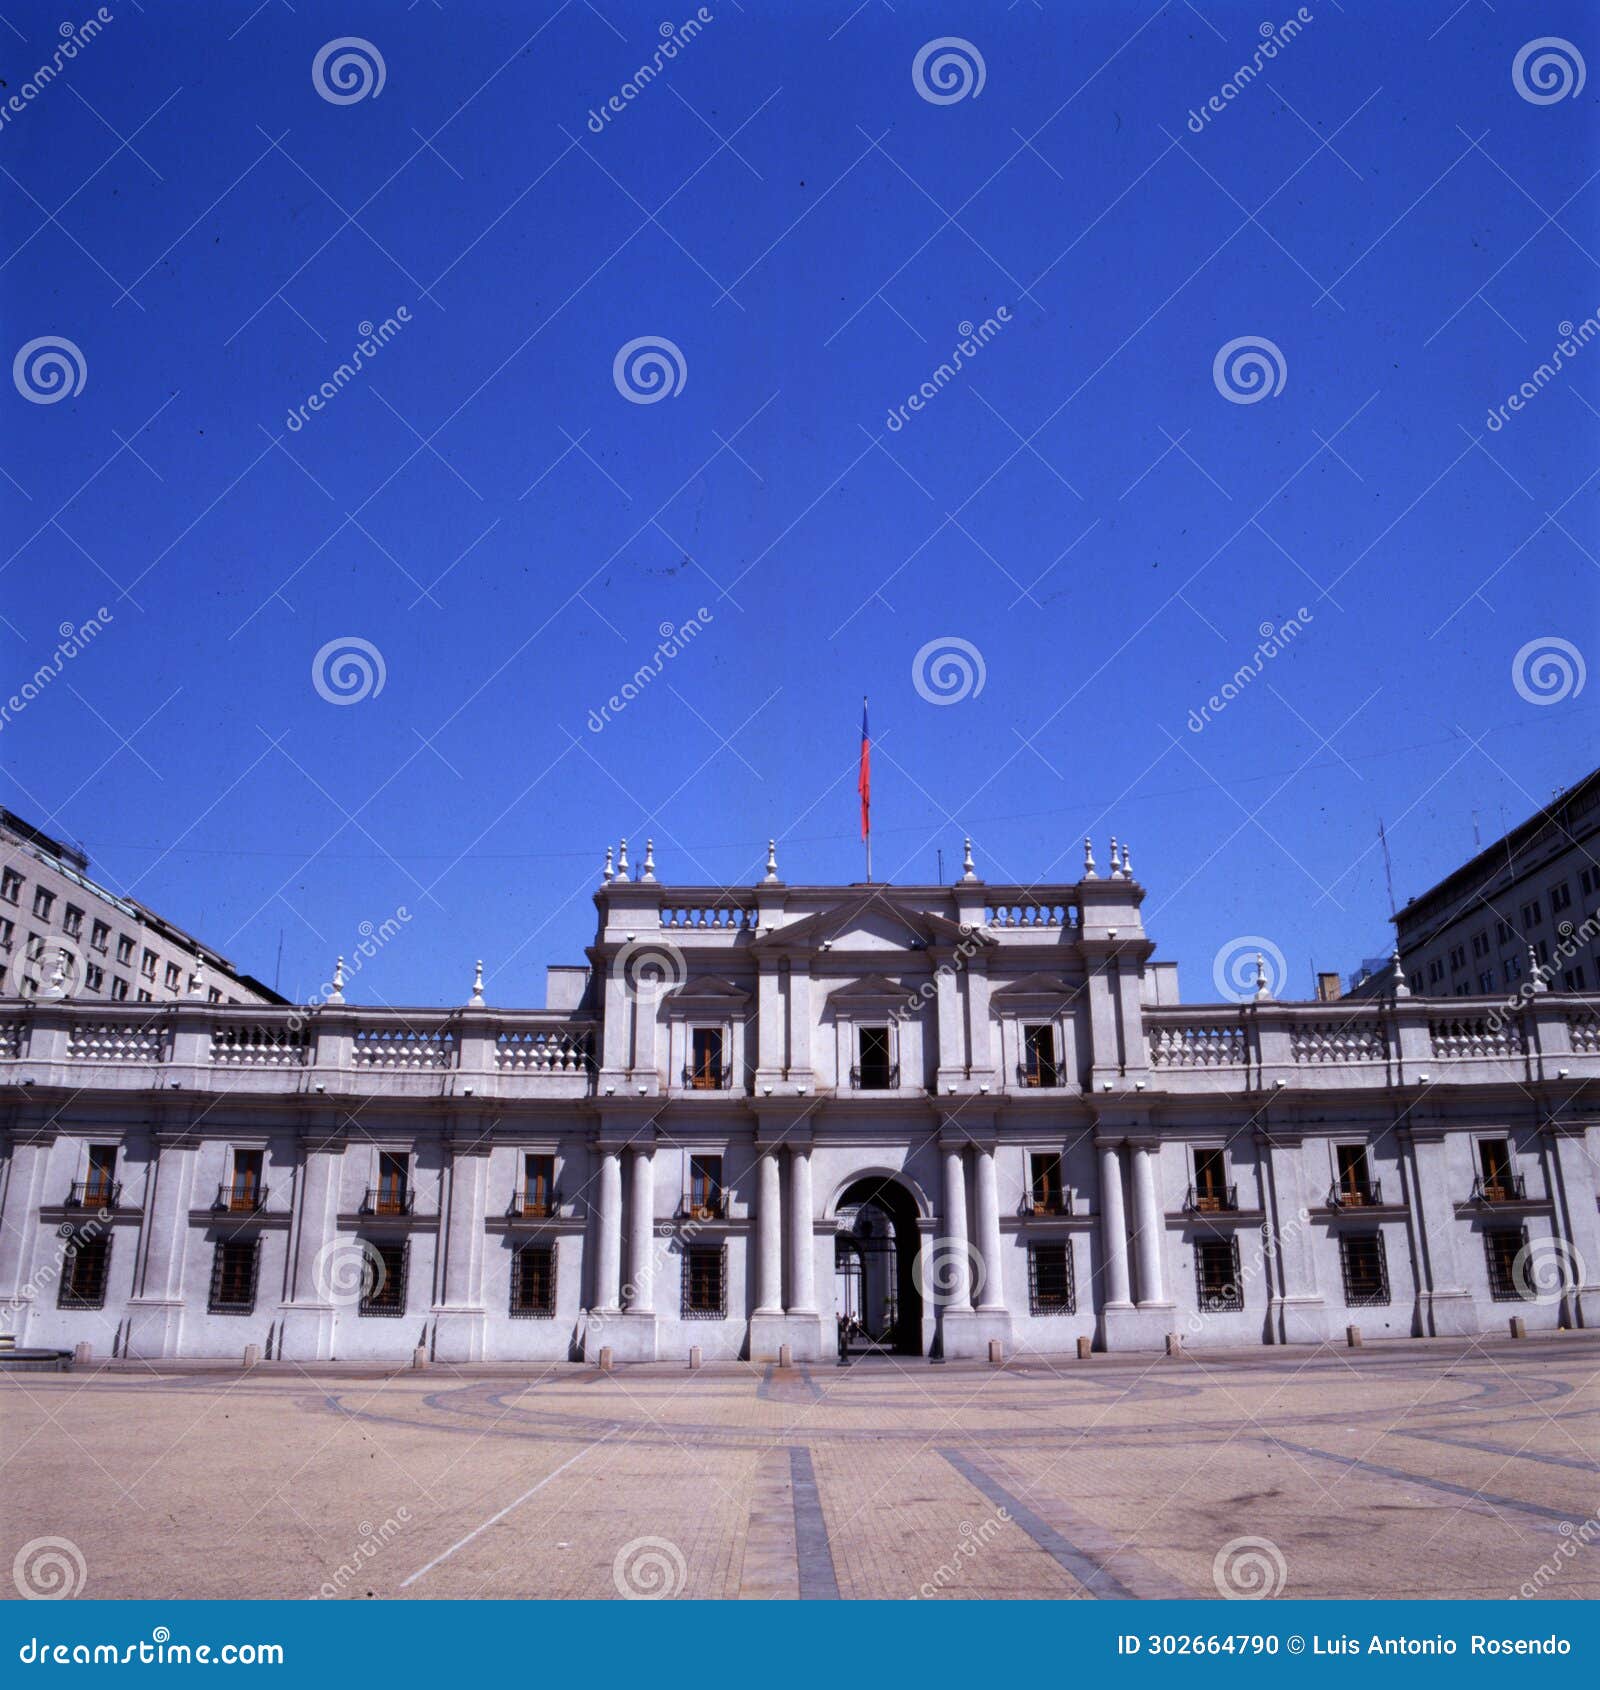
[[833, 1175, 924, 1357]]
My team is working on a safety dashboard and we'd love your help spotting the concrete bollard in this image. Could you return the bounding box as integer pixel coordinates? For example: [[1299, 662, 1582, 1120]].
[[987, 1339, 1003, 1366], [243, 1343, 261, 1369], [412, 1345, 429, 1371], [689, 1346, 701, 1371], [1165, 1332, 1182, 1357], [598, 1346, 613, 1371], [1076, 1336, 1092, 1360], [73, 1341, 92, 1366], [1509, 1315, 1526, 1339], [778, 1343, 793, 1369], [1346, 1325, 1362, 1348]]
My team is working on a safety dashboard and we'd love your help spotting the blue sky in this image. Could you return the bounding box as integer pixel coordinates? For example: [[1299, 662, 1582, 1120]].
[[2, 0, 1597, 1007]]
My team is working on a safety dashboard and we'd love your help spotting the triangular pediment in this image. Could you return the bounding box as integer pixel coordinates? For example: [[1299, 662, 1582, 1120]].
[[667, 974, 751, 1007], [991, 972, 1078, 1001], [824, 972, 911, 1004], [753, 892, 993, 956]]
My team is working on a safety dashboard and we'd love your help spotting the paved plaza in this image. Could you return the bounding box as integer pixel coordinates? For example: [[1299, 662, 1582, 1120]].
[[3, 1335, 1597, 1602]]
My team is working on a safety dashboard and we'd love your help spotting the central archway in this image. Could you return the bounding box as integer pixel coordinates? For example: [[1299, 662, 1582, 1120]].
[[833, 1175, 924, 1356]]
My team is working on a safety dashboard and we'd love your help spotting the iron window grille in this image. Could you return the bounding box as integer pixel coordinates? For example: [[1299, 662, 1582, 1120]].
[[1338, 1232, 1390, 1307], [209, 1237, 261, 1315], [1484, 1227, 1530, 1302], [510, 1242, 557, 1318], [1027, 1242, 1075, 1314], [682, 1244, 726, 1319], [1194, 1236, 1243, 1312], [57, 1230, 112, 1310], [359, 1239, 409, 1317]]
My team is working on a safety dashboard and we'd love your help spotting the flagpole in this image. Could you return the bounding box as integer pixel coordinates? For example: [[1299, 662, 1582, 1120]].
[[862, 694, 872, 884]]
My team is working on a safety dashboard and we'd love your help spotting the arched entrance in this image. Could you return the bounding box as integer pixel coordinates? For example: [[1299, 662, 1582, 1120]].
[[833, 1175, 924, 1357]]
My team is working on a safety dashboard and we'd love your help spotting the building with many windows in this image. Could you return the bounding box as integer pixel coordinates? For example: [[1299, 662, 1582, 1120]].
[[1, 839, 1596, 1365]]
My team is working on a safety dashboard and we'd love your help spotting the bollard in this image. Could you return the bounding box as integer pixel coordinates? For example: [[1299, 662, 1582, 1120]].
[[689, 1346, 702, 1371], [243, 1343, 261, 1369], [1509, 1315, 1526, 1339], [412, 1345, 430, 1371], [73, 1341, 92, 1366], [1165, 1332, 1182, 1357], [1346, 1325, 1362, 1348], [598, 1346, 613, 1371], [1076, 1335, 1092, 1360], [778, 1343, 793, 1369], [987, 1339, 1003, 1366]]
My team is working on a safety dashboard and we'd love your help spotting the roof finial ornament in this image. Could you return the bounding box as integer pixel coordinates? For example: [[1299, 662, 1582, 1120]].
[[763, 839, 779, 883], [188, 959, 207, 998], [43, 949, 68, 999], [1120, 839, 1133, 879], [469, 959, 486, 1008], [615, 839, 630, 883], [328, 956, 346, 1005], [1083, 835, 1097, 878], [1109, 835, 1123, 879], [641, 838, 657, 883], [602, 845, 614, 885], [1528, 943, 1548, 993], [961, 837, 977, 882], [1255, 952, 1273, 1001], [1390, 946, 1409, 999]]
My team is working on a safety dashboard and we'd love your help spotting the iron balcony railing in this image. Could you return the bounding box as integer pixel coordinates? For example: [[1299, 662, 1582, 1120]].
[[849, 1064, 899, 1090], [1016, 1062, 1063, 1088], [1184, 1183, 1239, 1214], [681, 1065, 732, 1091], [1328, 1179, 1382, 1209], [1020, 1190, 1074, 1217], [507, 1189, 562, 1219], [362, 1187, 416, 1216], [679, 1192, 726, 1221], [1471, 1171, 1527, 1204], [214, 1183, 269, 1213], [67, 1179, 121, 1209]]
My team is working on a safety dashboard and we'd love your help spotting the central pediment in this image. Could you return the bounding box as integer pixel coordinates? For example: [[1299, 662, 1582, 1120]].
[[752, 892, 993, 956]]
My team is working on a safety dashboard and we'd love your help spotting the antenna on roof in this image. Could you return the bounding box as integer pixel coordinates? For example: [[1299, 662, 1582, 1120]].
[[936, 848, 943, 885], [274, 928, 284, 994], [1378, 819, 1396, 919]]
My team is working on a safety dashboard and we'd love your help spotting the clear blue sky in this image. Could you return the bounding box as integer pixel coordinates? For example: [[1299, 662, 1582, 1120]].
[[3, 0, 1597, 1007]]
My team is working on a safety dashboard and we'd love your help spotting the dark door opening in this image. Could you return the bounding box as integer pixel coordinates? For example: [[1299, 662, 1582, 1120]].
[[833, 1175, 924, 1358]]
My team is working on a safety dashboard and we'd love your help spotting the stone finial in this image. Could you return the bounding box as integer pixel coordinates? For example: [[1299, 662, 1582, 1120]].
[[1083, 835, 1097, 878], [641, 838, 657, 883], [188, 960, 207, 998], [1109, 835, 1123, 879], [1390, 947, 1409, 999], [615, 839, 630, 883], [327, 956, 346, 1005], [1120, 839, 1133, 879], [602, 845, 614, 885], [43, 949, 68, 999], [1528, 944, 1548, 992], [763, 839, 779, 883], [469, 959, 486, 1008], [960, 837, 977, 882], [1254, 952, 1273, 1001]]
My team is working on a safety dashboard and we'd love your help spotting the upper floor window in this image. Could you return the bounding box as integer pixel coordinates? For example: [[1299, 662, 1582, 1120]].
[[1020, 1024, 1059, 1088], [854, 1025, 894, 1089], [1581, 866, 1598, 898], [1522, 899, 1543, 928], [32, 886, 53, 920], [1335, 1144, 1375, 1205], [521, 1153, 555, 1217], [1496, 918, 1513, 944], [90, 919, 109, 952], [374, 1151, 410, 1216], [1471, 930, 1488, 958], [1550, 882, 1572, 913], [0, 868, 21, 904], [140, 948, 157, 979], [115, 934, 133, 964], [1191, 1147, 1233, 1212], [164, 961, 182, 991], [1029, 1152, 1065, 1215], [1447, 945, 1465, 972], [689, 1154, 724, 1218], [227, 1149, 264, 1211], [110, 976, 129, 1001], [84, 1144, 118, 1204], [1477, 1138, 1518, 1202], [62, 904, 83, 938], [688, 1027, 725, 1089], [1564, 965, 1587, 992], [84, 962, 104, 992], [0, 916, 12, 947]]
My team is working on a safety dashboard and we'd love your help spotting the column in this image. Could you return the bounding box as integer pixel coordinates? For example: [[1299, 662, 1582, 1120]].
[[1098, 1143, 1132, 1306], [1260, 1134, 1329, 1344], [940, 1144, 973, 1308], [755, 1148, 783, 1314], [277, 1134, 344, 1361], [627, 1147, 654, 1313], [1130, 1142, 1166, 1305], [0, 1139, 51, 1310], [787, 1146, 816, 1312], [433, 1138, 490, 1362], [594, 1149, 622, 1311], [126, 1134, 197, 1358], [973, 1145, 1005, 1311], [1402, 1129, 1474, 1335]]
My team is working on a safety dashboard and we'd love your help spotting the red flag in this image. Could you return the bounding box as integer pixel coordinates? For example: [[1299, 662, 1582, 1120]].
[[858, 700, 871, 840]]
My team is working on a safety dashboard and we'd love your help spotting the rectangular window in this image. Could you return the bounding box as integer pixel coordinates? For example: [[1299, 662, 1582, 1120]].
[[682, 1244, 726, 1318], [1478, 1138, 1514, 1200], [1496, 918, 1513, 944], [140, 948, 157, 979], [1471, 930, 1488, 958], [163, 961, 182, 991], [1194, 1237, 1242, 1312], [84, 1144, 117, 1205], [115, 934, 133, 964], [855, 1025, 893, 1089], [1021, 1024, 1059, 1087], [522, 1153, 555, 1217], [1550, 882, 1571, 913], [688, 1027, 725, 1089], [137, 988, 153, 1002], [1505, 953, 1523, 983], [110, 976, 128, 1001], [84, 963, 104, 992], [1564, 966, 1587, 992], [1339, 1233, 1390, 1306], [0, 917, 11, 947], [1192, 1148, 1230, 1211], [374, 1151, 409, 1215], [208, 1238, 260, 1314], [58, 1231, 111, 1309], [228, 1149, 264, 1212], [1027, 1242, 1074, 1314], [0, 868, 21, 903], [359, 1239, 408, 1316], [510, 1243, 556, 1317], [90, 919, 110, 952], [1484, 1228, 1529, 1301], [1522, 899, 1543, 928], [689, 1154, 723, 1219], [1029, 1152, 1065, 1214], [31, 886, 53, 920], [62, 904, 83, 938], [1581, 867, 1597, 898], [1335, 1144, 1374, 1205], [1478, 970, 1495, 992]]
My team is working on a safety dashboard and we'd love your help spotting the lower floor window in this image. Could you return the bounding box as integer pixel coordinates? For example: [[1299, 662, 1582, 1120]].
[[1338, 1232, 1390, 1306], [208, 1237, 260, 1314], [1194, 1236, 1242, 1312], [359, 1239, 408, 1317], [682, 1245, 726, 1319], [1028, 1242, 1075, 1314], [511, 1243, 556, 1317], [1484, 1227, 1529, 1302], [58, 1231, 111, 1309]]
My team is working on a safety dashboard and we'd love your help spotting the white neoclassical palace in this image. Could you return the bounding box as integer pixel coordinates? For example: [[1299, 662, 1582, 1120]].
[[3, 841, 1598, 1365]]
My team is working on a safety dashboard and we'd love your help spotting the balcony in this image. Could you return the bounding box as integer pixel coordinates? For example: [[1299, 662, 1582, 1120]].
[[1184, 1183, 1239, 1214], [681, 1065, 732, 1091], [1328, 1179, 1383, 1209], [849, 1064, 899, 1091], [680, 1193, 726, 1221], [1471, 1172, 1527, 1204], [507, 1189, 561, 1219], [1021, 1191, 1074, 1218], [67, 1180, 121, 1210], [362, 1187, 415, 1217], [214, 1183, 269, 1213], [1015, 1062, 1063, 1089]]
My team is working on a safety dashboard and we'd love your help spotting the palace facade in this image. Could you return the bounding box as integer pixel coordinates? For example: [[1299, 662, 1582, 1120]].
[[2, 842, 1598, 1364]]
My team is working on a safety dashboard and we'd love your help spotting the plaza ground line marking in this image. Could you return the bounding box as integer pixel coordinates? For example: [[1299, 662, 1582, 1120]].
[[399, 1423, 620, 1587]]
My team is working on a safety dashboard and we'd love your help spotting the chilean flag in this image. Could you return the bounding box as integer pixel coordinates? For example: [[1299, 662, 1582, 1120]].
[[857, 699, 871, 841]]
